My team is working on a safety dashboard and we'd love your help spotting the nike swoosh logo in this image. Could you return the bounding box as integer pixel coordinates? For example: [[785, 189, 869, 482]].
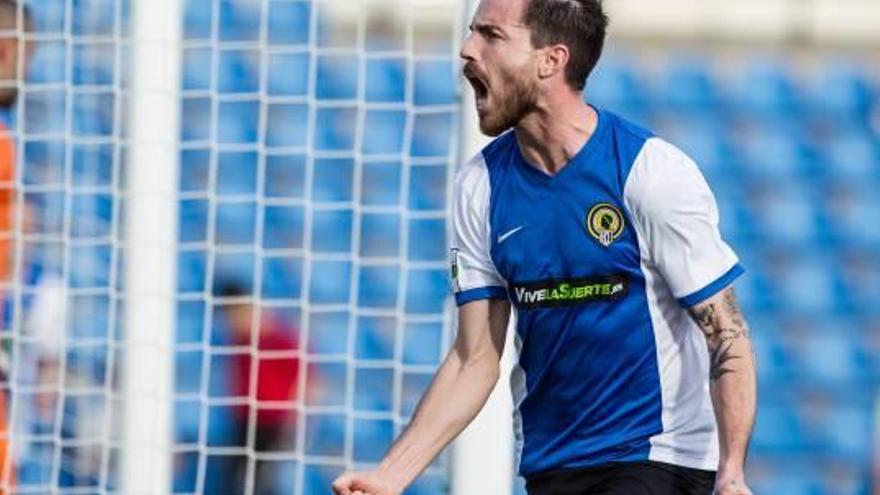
[[497, 226, 524, 244]]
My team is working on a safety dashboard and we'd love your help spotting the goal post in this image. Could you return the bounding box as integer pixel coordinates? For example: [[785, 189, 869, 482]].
[[122, 0, 182, 492]]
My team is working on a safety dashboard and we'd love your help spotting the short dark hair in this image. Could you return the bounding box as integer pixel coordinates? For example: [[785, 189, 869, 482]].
[[523, 0, 608, 91]]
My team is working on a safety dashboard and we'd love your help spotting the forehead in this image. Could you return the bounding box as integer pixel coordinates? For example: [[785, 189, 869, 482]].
[[473, 0, 528, 26]]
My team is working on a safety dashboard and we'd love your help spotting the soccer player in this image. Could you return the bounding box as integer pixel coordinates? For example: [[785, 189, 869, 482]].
[[332, 0, 756, 494]]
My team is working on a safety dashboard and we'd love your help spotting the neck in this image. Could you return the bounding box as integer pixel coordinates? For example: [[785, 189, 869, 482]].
[[514, 92, 597, 176]]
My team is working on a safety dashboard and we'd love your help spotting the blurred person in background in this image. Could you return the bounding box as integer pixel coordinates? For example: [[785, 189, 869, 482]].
[[217, 280, 301, 495], [0, 1, 32, 492]]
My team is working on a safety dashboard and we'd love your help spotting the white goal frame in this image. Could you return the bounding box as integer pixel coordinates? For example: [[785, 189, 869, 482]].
[[122, 0, 182, 492]]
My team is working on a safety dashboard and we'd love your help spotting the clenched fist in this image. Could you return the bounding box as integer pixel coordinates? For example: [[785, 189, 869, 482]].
[[331, 470, 402, 495]]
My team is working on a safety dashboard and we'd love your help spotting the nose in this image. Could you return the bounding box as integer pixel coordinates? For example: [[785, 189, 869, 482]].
[[460, 31, 477, 63]]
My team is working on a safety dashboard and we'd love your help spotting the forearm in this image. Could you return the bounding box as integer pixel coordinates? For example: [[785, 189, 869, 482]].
[[690, 287, 757, 472], [708, 334, 756, 470], [376, 348, 500, 491]]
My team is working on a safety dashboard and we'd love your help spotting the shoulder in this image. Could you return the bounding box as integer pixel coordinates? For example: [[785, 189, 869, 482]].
[[625, 136, 710, 214], [454, 150, 490, 198], [454, 130, 516, 199], [605, 109, 654, 144]]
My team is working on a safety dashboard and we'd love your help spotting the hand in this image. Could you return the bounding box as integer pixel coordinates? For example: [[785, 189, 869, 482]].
[[714, 471, 753, 495], [331, 470, 401, 495]]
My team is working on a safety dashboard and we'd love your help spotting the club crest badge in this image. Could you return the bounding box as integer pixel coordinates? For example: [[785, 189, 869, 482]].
[[586, 203, 625, 247]]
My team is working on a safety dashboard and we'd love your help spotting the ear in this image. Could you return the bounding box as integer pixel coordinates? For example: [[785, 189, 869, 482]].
[[537, 43, 570, 81]]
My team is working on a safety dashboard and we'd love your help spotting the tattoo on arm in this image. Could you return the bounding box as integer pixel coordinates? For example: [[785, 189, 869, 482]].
[[688, 288, 752, 382], [709, 340, 739, 381]]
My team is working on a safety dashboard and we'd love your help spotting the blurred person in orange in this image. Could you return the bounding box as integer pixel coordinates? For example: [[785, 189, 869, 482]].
[[0, 1, 33, 493]]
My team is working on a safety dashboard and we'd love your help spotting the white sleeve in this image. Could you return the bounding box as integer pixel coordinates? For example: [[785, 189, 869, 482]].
[[450, 153, 507, 306], [625, 138, 743, 308]]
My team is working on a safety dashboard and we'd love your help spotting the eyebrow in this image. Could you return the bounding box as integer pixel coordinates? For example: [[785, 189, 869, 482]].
[[470, 22, 506, 38]]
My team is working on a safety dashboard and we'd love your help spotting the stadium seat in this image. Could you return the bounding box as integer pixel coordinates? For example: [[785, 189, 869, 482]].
[[261, 256, 303, 300], [413, 59, 457, 106], [358, 265, 399, 308], [265, 153, 307, 199], [405, 268, 447, 314], [749, 189, 825, 247], [263, 205, 305, 250], [587, 57, 650, 122], [751, 403, 807, 454], [362, 110, 407, 155], [773, 254, 844, 315], [352, 418, 394, 463], [311, 209, 353, 254], [735, 125, 818, 182], [403, 322, 443, 366], [658, 59, 720, 115], [216, 151, 258, 195], [820, 130, 880, 185], [184, 0, 214, 39], [181, 96, 212, 142], [409, 113, 454, 157], [266, 103, 310, 148], [305, 412, 346, 456], [179, 198, 208, 244], [750, 316, 795, 384], [316, 55, 359, 100], [312, 157, 354, 203], [807, 62, 876, 125], [26, 40, 67, 84], [355, 316, 397, 361], [359, 213, 401, 258], [732, 61, 802, 118], [354, 366, 394, 411], [218, 0, 261, 42], [217, 99, 260, 144], [217, 49, 260, 94], [314, 107, 357, 151], [825, 186, 880, 250], [304, 310, 347, 358], [214, 201, 257, 245], [366, 58, 406, 103], [655, 114, 734, 185], [819, 406, 873, 461], [267, 51, 310, 96], [308, 260, 352, 304], [408, 218, 446, 262], [794, 329, 868, 384], [407, 165, 447, 211], [361, 162, 402, 206], [267, 0, 312, 46], [72, 43, 114, 86]]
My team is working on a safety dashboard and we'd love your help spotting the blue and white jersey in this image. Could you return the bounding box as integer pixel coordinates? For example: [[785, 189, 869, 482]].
[[450, 108, 743, 476]]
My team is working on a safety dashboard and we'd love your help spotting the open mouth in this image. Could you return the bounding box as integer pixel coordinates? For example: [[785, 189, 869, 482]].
[[467, 75, 489, 101], [464, 66, 489, 104]]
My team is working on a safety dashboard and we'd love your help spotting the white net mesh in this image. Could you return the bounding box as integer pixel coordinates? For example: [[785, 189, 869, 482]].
[[3, 0, 465, 494]]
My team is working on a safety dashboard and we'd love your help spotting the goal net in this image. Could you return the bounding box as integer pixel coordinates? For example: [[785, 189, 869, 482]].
[[2, 0, 492, 494]]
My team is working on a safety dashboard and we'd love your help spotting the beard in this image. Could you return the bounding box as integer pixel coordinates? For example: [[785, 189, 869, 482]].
[[467, 64, 538, 137]]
